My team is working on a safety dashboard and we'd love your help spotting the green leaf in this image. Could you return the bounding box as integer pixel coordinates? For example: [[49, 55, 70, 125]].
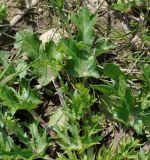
[[0, 82, 42, 113], [66, 54, 99, 78], [33, 61, 58, 86], [117, 75, 126, 98], [48, 108, 68, 130], [18, 81, 42, 109], [143, 35, 150, 46], [0, 125, 15, 152], [32, 41, 63, 86], [0, 149, 33, 160], [54, 120, 100, 153], [140, 94, 150, 110], [142, 64, 150, 89], [96, 40, 116, 56], [4, 115, 29, 144], [59, 38, 99, 78], [15, 31, 62, 86], [53, 85, 101, 153], [0, 3, 7, 22], [57, 7, 100, 78], [0, 50, 10, 66], [57, 151, 78, 160], [50, 0, 65, 10], [70, 84, 96, 119], [90, 84, 115, 95], [114, 88, 133, 123], [15, 30, 41, 60], [71, 7, 97, 46], [138, 149, 150, 160], [131, 118, 143, 135], [142, 113, 150, 127], [103, 63, 123, 80], [29, 123, 51, 155], [97, 137, 140, 160], [112, 1, 132, 13], [15, 61, 28, 79]]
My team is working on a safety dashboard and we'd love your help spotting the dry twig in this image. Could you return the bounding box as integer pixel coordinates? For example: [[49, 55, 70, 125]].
[[10, 0, 39, 26]]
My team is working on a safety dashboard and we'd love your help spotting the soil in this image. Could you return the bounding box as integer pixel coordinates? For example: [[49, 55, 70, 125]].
[[2, 0, 124, 37]]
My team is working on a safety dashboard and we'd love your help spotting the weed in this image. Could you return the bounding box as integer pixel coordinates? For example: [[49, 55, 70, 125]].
[[0, 2, 149, 159]]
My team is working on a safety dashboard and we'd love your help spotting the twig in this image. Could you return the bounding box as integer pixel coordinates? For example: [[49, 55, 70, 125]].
[[112, 127, 125, 153], [113, 11, 133, 40], [30, 110, 55, 137], [10, 0, 39, 27], [127, 48, 148, 74], [52, 79, 65, 106], [0, 0, 39, 45]]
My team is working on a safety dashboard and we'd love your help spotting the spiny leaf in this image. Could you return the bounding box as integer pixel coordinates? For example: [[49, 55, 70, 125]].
[[49, 108, 68, 130], [0, 149, 33, 160], [0, 126, 15, 152], [29, 123, 51, 155], [4, 115, 29, 144], [0, 82, 42, 114], [59, 38, 99, 78], [71, 7, 97, 46], [70, 84, 96, 119], [53, 85, 101, 153]]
